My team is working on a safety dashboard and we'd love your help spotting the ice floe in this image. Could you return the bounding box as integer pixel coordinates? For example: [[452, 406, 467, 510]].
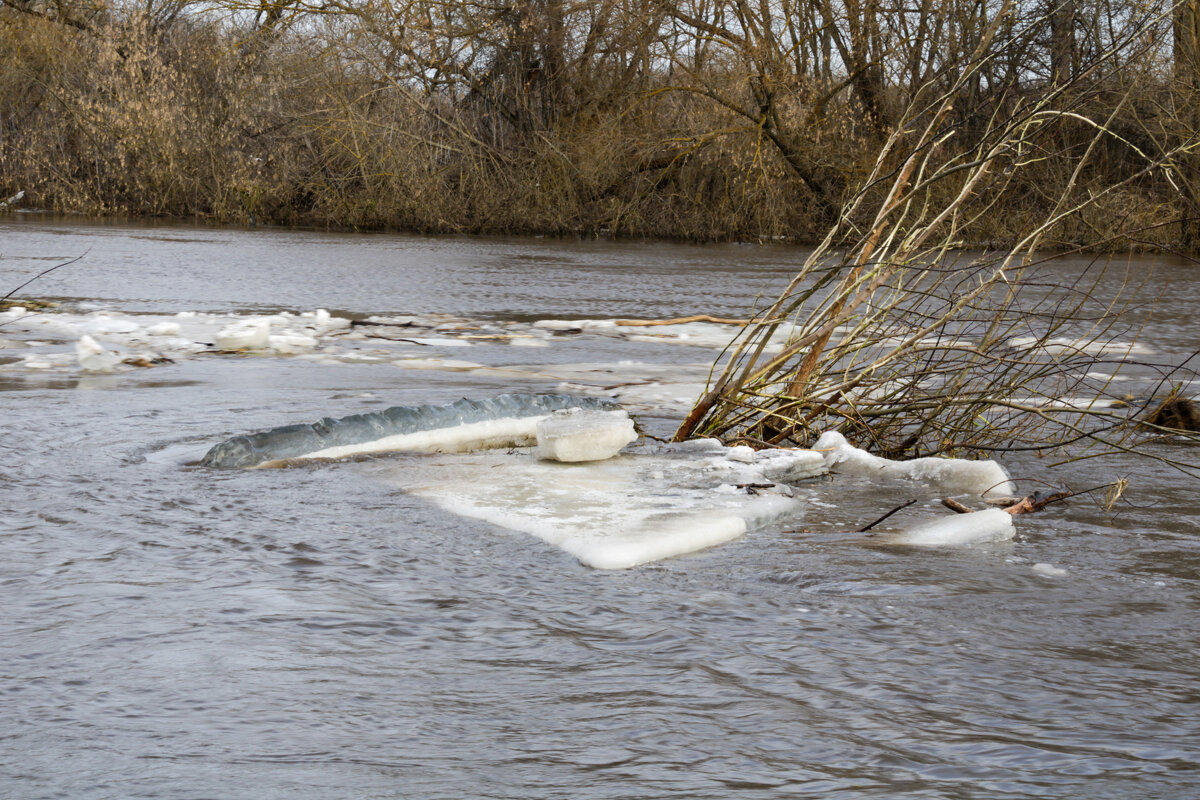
[[888, 508, 1015, 546], [392, 447, 813, 569], [813, 431, 1015, 499]]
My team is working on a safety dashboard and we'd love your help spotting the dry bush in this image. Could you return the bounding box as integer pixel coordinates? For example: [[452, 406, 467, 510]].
[[676, 3, 1200, 473]]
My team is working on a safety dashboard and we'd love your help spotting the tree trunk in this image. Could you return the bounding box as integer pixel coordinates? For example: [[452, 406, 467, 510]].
[[1049, 0, 1075, 84], [1176, 0, 1200, 249]]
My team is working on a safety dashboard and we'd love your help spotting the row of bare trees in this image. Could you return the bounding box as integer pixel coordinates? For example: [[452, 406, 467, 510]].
[[1, 0, 1198, 246]]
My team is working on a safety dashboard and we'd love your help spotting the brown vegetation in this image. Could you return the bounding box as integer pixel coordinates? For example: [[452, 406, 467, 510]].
[[672, 0, 1200, 475], [0, 0, 1198, 248]]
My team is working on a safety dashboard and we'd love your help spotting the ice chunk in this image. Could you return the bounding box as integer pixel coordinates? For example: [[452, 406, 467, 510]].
[[20, 354, 53, 369], [669, 438, 728, 454], [1032, 562, 1068, 577], [215, 319, 270, 350], [200, 394, 623, 468], [813, 431, 1015, 498], [84, 315, 140, 335], [758, 450, 827, 483], [393, 358, 483, 371], [393, 451, 804, 569], [535, 409, 637, 462], [267, 333, 318, 354], [146, 322, 182, 336], [888, 508, 1015, 546], [726, 445, 756, 463], [76, 334, 121, 372], [302, 308, 350, 334]]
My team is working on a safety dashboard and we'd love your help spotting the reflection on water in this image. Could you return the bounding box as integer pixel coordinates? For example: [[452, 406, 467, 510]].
[[2, 218, 1199, 799]]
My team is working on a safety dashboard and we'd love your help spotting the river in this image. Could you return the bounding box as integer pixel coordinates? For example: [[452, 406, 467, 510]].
[[2, 217, 1198, 799]]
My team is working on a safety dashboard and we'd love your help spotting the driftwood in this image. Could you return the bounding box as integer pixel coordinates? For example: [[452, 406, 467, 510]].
[[614, 315, 754, 327], [945, 489, 1075, 515], [941, 498, 974, 514], [999, 490, 1073, 515]]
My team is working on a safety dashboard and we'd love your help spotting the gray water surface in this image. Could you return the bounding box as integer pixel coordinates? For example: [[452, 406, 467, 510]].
[[2, 218, 1199, 799]]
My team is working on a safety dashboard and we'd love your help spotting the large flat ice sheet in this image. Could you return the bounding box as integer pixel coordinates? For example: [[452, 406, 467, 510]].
[[388, 450, 809, 569]]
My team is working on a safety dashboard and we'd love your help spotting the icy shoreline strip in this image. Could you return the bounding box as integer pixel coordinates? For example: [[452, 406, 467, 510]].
[[200, 393, 621, 468]]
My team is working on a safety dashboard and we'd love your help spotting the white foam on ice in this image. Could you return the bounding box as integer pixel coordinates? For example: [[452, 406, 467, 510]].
[[392, 451, 805, 569], [887, 508, 1015, 546], [813, 431, 1015, 499], [535, 409, 637, 462]]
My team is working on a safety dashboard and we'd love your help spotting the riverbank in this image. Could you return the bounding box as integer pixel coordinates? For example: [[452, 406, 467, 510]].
[[3, 4, 1198, 252]]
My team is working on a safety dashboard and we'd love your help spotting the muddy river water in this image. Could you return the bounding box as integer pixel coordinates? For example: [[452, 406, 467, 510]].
[[2, 217, 1199, 799]]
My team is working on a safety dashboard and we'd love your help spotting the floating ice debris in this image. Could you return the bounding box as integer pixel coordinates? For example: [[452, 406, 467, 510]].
[[215, 318, 271, 351], [757, 449, 828, 483], [813, 431, 1015, 499], [1006, 335, 1152, 356], [76, 334, 122, 373], [394, 450, 805, 569], [200, 394, 623, 469], [669, 437, 727, 453], [1032, 562, 1068, 577], [301, 308, 351, 335], [726, 445, 756, 463], [146, 322, 182, 337], [266, 333, 319, 354], [535, 409, 637, 462], [888, 508, 1015, 546], [393, 358, 484, 371]]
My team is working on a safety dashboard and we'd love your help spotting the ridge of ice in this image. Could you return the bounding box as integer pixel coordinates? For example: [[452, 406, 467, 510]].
[[200, 393, 623, 468], [813, 431, 1015, 498]]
